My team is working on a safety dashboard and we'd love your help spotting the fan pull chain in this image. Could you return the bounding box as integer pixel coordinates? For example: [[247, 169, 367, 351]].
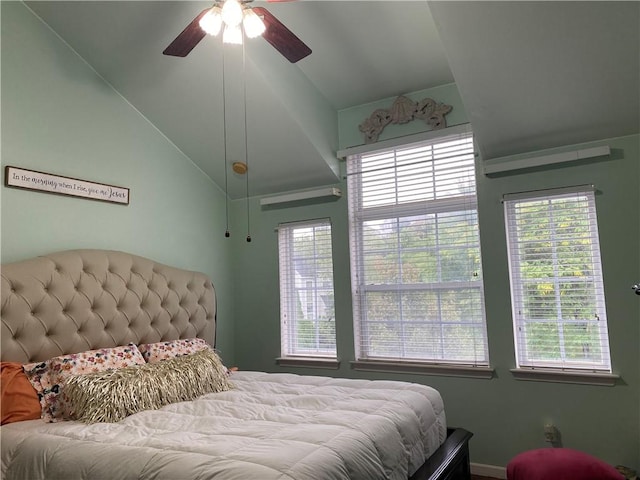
[[242, 38, 251, 243], [222, 44, 230, 238]]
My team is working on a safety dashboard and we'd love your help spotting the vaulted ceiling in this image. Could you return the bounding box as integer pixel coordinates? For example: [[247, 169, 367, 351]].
[[22, 1, 640, 198]]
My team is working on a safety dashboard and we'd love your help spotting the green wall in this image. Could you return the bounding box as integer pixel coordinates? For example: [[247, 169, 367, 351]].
[[231, 132, 640, 467], [0, 2, 235, 359]]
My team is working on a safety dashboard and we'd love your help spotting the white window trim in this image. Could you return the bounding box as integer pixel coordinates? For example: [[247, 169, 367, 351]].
[[504, 185, 613, 374], [510, 368, 619, 386], [276, 357, 341, 369], [347, 129, 490, 368], [351, 360, 494, 379], [278, 218, 337, 359]]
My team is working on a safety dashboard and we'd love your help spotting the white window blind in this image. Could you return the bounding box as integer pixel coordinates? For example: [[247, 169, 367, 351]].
[[347, 130, 489, 366], [504, 186, 612, 372], [278, 219, 336, 358]]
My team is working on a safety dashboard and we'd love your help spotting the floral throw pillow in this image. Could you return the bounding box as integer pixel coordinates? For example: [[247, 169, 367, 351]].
[[137, 338, 210, 363], [40, 344, 146, 422], [22, 360, 54, 420]]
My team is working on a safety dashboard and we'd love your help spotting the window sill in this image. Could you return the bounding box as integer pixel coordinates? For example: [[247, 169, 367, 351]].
[[276, 357, 340, 369], [350, 360, 494, 379], [510, 368, 619, 386]]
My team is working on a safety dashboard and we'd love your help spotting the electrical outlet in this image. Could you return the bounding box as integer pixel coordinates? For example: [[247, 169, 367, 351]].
[[544, 423, 558, 443]]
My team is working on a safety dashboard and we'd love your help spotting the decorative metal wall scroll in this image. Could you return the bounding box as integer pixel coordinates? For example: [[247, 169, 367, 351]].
[[359, 95, 453, 144]]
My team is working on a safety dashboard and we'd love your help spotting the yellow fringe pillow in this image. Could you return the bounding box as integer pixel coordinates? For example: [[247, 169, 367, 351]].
[[63, 348, 232, 423]]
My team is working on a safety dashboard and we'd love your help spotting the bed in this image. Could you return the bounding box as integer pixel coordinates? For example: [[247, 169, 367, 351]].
[[1, 249, 472, 480]]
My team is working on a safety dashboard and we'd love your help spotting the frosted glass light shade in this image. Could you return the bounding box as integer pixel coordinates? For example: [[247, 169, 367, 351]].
[[221, 0, 243, 27], [223, 24, 243, 45], [243, 9, 266, 38], [199, 7, 222, 36]]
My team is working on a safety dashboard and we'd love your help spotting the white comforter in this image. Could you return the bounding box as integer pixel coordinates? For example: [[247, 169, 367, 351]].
[[1, 371, 446, 480]]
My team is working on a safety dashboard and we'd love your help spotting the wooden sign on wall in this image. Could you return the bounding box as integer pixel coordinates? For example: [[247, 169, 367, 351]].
[[4, 166, 129, 205]]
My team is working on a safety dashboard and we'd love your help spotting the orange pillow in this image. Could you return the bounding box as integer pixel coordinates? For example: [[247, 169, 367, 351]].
[[1, 362, 42, 424]]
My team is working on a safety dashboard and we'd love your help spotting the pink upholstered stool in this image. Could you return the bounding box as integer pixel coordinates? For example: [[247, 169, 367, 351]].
[[507, 448, 624, 480]]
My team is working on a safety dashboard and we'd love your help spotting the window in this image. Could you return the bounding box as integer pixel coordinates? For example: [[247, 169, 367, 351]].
[[504, 186, 612, 372], [278, 219, 336, 358], [347, 130, 489, 366]]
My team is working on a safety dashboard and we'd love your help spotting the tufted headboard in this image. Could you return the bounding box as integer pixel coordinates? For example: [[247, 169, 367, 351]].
[[1, 250, 216, 363]]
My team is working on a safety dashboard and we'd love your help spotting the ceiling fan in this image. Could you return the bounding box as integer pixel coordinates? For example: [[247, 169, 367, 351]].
[[163, 0, 312, 63]]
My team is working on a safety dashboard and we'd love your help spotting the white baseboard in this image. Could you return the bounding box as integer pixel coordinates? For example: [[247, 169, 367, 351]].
[[471, 462, 507, 479]]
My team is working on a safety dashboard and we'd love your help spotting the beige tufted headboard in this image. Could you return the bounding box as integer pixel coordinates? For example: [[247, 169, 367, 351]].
[[1, 250, 216, 363]]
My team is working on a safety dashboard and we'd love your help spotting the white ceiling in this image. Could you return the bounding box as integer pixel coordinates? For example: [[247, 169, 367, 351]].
[[429, 1, 640, 161], [23, 1, 640, 198]]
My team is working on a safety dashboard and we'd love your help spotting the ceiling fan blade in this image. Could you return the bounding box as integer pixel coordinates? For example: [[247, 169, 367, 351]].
[[252, 7, 311, 63], [163, 9, 209, 57]]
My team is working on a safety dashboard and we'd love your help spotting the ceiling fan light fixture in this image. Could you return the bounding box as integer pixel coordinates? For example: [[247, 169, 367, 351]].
[[221, 0, 243, 27], [242, 9, 266, 39], [223, 24, 243, 45], [199, 6, 223, 36], [163, 1, 311, 63]]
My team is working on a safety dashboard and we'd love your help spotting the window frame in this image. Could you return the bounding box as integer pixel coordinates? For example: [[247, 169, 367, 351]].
[[346, 130, 490, 371], [503, 186, 614, 376], [277, 218, 337, 362]]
